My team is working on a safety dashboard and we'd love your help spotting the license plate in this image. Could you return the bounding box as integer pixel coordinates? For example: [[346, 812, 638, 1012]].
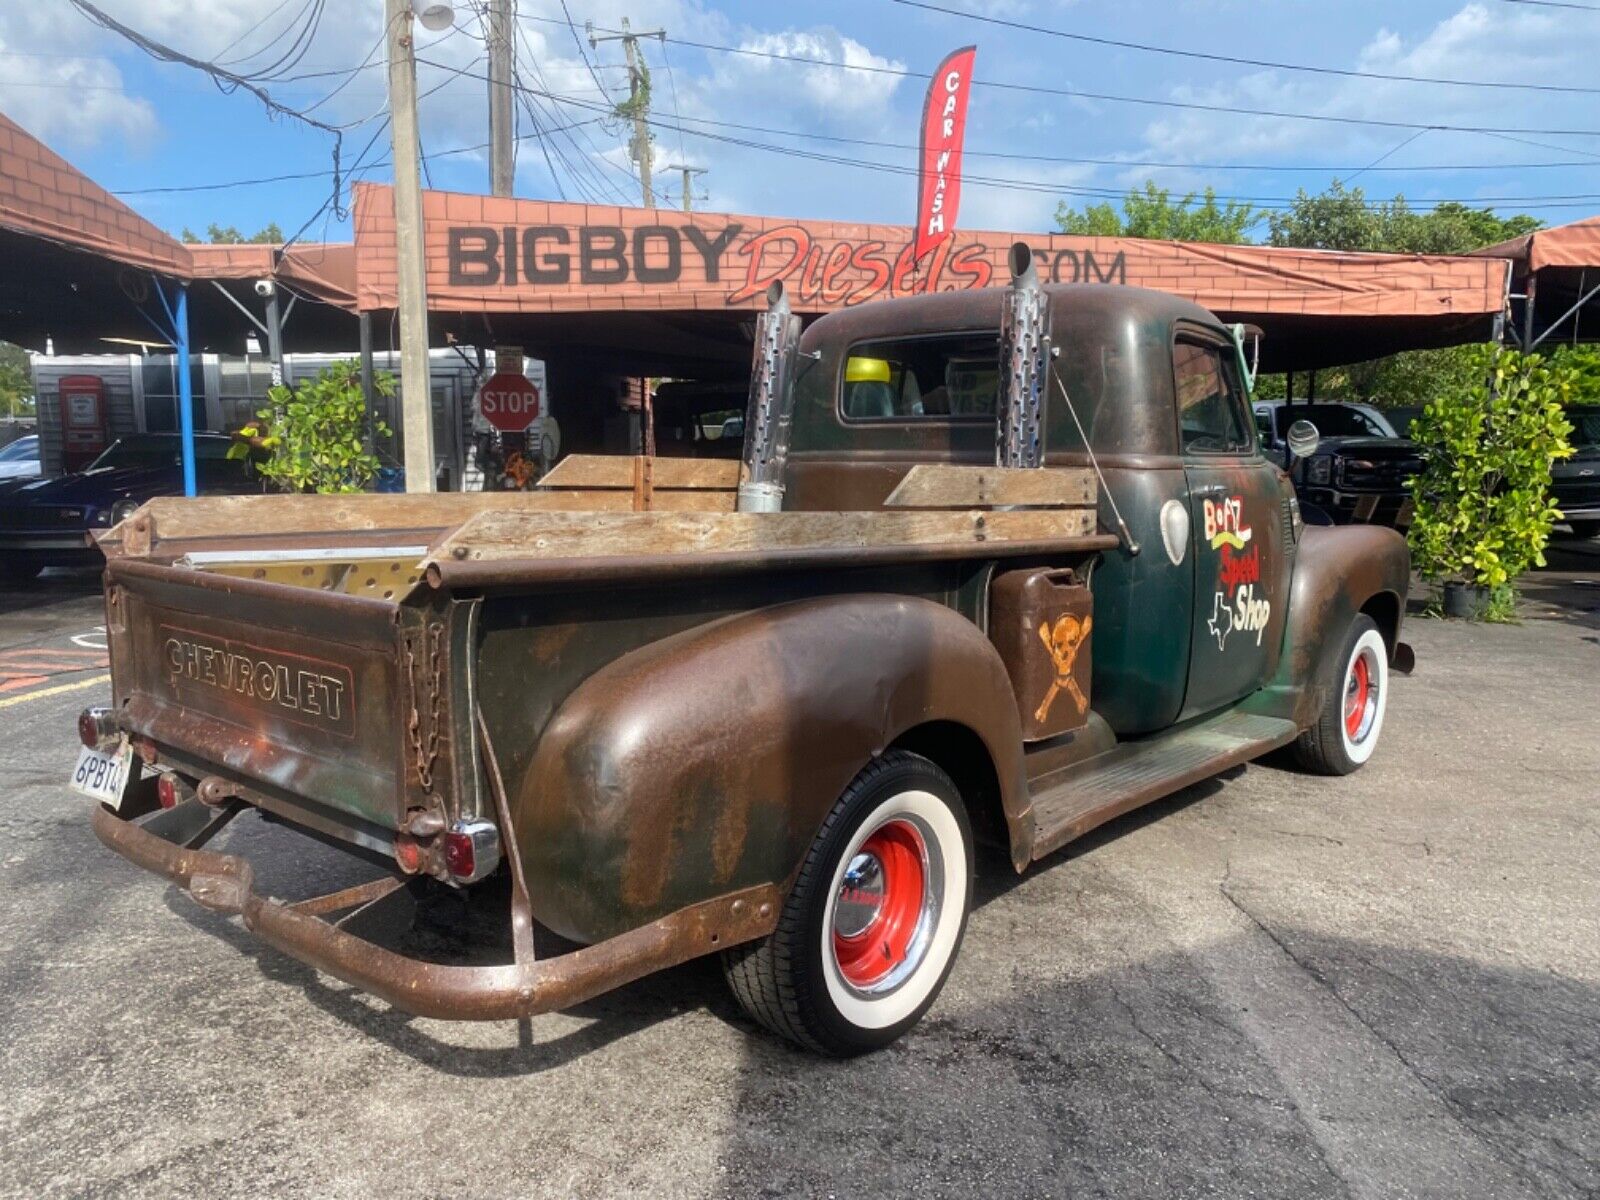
[[69, 740, 133, 808]]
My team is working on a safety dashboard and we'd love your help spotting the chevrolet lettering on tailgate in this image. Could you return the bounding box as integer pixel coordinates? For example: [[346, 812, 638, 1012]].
[[160, 625, 354, 737]]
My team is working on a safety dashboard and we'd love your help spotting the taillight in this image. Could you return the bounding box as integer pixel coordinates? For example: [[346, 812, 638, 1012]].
[[157, 774, 179, 809], [444, 831, 475, 878], [393, 835, 425, 875], [78, 706, 116, 750], [444, 820, 500, 884]]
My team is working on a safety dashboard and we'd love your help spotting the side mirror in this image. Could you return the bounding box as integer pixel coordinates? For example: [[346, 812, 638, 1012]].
[[1285, 419, 1320, 466]]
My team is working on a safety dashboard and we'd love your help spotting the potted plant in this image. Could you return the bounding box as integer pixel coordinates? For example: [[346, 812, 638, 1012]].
[[1407, 346, 1574, 621], [229, 360, 393, 494]]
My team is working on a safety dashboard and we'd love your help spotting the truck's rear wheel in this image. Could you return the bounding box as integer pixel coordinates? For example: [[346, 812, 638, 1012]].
[[1294, 613, 1388, 775], [722, 750, 972, 1055]]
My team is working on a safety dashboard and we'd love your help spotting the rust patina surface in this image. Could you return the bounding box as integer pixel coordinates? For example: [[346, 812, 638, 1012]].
[[86, 281, 1411, 1025]]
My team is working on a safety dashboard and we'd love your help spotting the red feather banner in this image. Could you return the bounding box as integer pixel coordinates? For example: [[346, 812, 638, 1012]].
[[913, 45, 977, 263]]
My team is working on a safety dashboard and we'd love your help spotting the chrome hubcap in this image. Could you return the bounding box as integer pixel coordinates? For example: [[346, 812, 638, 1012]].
[[828, 814, 942, 997], [834, 851, 887, 938]]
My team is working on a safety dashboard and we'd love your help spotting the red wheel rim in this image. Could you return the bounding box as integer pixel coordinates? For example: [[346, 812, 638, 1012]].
[[831, 819, 928, 990], [1344, 653, 1371, 740]]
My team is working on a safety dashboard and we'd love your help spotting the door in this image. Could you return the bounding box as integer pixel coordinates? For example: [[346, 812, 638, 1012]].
[[1176, 334, 1289, 720]]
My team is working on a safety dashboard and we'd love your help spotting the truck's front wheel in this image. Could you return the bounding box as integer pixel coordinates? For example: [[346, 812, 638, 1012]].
[[722, 750, 972, 1055], [1294, 613, 1389, 775]]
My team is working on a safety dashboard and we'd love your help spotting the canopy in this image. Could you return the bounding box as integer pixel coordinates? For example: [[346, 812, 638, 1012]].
[[1473, 218, 1600, 349], [352, 182, 1512, 373]]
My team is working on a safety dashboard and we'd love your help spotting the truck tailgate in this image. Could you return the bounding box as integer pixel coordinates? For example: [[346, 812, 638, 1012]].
[[105, 557, 427, 842]]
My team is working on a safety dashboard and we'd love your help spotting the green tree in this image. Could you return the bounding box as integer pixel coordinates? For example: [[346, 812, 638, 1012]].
[[1056, 181, 1257, 244], [1258, 183, 1546, 408], [1407, 345, 1575, 617], [1267, 181, 1541, 255], [0, 342, 34, 418], [180, 222, 285, 245], [232, 360, 392, 494]]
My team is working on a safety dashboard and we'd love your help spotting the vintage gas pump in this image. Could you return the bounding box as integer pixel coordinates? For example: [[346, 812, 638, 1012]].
[[59, 376, 110, 472]]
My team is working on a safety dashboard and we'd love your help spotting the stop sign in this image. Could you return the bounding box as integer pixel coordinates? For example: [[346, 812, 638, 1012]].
[[478, 371, 541, 432]]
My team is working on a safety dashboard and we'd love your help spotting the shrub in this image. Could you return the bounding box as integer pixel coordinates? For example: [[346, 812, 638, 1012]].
[[231, 360, 392, 494], [1407, 346, 1574, 615]]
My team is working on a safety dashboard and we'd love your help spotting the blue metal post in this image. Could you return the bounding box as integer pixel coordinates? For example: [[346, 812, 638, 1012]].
[[175, 283, 197, 497]]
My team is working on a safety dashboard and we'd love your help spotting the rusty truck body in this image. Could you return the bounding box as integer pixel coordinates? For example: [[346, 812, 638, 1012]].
[[79, 251, 1412, 1054]]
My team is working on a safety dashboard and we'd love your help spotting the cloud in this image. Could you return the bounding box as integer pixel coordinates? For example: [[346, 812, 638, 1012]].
[[1121, 2, 1600, 202], [702, 27, 905, 122], [0, 9, 158, 150]]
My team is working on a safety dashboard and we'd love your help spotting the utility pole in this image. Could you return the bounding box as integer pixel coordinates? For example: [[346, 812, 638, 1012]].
[[487, 0, 514, 196], [385, 0, 437, 492], [588, 18, 664, 208], [666, 164, 705, 212]]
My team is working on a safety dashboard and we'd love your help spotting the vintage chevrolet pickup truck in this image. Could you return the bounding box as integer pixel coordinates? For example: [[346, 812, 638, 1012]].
[[77, 247, 1412, 1054]]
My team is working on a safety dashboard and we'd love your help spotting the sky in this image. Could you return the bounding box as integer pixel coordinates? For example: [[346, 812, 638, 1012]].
[[3, 0, 1599, 246]]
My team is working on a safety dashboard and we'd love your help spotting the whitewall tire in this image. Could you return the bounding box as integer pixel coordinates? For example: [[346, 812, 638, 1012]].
[[1294, 613, 1390, 775], [723, 751, 973, 1055]]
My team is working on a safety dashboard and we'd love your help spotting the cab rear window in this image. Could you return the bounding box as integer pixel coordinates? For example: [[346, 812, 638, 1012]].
[[840, 333, 998, 421]]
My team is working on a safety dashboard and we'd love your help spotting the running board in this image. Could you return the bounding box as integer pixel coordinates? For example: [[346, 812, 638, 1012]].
[[1028, 710, 1299, 860]]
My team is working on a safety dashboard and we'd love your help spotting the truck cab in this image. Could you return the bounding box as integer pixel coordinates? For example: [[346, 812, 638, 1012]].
[[785, 284, 1293, 735]]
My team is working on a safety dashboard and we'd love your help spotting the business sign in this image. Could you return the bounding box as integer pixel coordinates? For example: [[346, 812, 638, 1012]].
[[349, 183, 1509, 323], [478, 370, 541, 432], [914, 45, 977, 262], [437, 221, 1126, 307]]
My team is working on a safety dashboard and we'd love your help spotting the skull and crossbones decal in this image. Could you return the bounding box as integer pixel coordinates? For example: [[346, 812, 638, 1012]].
[[1034, 612, 1092, 724]]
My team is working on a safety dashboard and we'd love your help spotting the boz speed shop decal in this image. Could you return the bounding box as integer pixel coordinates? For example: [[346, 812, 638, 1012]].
[[1203, 496, 1271, 650]]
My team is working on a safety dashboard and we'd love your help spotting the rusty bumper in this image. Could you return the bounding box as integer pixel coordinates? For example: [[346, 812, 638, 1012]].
[[91, 802, 779, 1021]]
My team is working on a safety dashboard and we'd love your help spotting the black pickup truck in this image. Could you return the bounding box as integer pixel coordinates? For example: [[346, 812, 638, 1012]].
[[1253, 401, 1422, 529]]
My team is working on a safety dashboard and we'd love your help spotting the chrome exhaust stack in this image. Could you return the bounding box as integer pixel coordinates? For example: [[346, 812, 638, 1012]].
[[738, 281, 803, 513], [997, 241, 1050, 470]]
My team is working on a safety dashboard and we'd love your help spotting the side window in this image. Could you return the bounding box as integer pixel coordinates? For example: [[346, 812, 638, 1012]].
[[841, 333, 999, 421], [1174, 339, 1251, 454]]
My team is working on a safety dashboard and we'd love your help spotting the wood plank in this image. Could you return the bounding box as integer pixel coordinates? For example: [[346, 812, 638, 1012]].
[[433, 507, 1095, 564], [100, 492, 648, 556], [538, 454, 740, 491], [884, 464, 1096, 509], [535, 490, 735, 512]]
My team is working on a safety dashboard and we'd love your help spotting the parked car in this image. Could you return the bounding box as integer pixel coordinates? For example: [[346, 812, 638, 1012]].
[[83, 279, 1412, 1055], [1554, 405, 1600, 539], [0, 433, 262, 581], [0, 435, 41, 481], [1254, 401, 1422, 529]]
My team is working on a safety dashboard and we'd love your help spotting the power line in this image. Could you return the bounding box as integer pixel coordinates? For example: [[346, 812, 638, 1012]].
[[543, 15, 1600, 139], [1496, 0, 1600, 9], [468, 90, 1600, 175], [210, 0, 308, 65], [111, 117, 610, 194], [65, 0, 351, 220], [523, 21, 642, 202], [411, 64, 1600, 211], [893, 0, 1600, 96]]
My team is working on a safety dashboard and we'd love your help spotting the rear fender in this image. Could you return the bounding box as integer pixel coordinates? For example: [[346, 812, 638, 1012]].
[[1247, 523, 1410, 728], [511, 594, 1027, 943]]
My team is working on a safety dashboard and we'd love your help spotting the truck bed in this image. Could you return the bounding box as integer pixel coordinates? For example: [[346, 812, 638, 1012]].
[[97, 468, 1108, 863]]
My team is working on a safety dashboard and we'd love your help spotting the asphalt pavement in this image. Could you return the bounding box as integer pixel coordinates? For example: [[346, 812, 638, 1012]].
[[0, 547, 1596, 1199]]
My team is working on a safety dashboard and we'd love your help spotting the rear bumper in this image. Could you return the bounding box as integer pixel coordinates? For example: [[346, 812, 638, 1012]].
[[0, 533, 100, 558], [92, 801, 779, 1021]]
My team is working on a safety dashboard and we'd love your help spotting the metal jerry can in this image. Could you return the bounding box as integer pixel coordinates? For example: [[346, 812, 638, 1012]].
[[988, 567, 1094, 742]]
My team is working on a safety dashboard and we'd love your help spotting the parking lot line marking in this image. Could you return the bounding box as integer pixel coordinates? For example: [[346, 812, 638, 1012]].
[[0, 673, 111, 709]]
